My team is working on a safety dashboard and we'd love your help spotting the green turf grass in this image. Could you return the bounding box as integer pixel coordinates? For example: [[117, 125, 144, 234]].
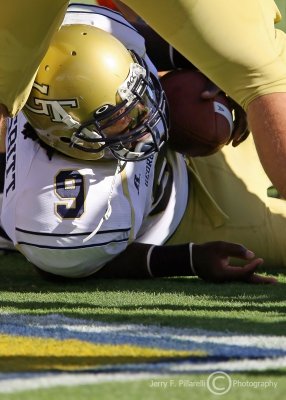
[[1, 252, 286, 399], [1, 252, 286, 335], [0, 373, 285, 400]]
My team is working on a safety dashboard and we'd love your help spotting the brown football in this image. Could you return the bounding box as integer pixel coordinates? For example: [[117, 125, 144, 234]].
[[160, 69, 234, 157]]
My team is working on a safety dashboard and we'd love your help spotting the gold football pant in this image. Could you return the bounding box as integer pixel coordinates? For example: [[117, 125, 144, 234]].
[[0, 0, 69, 116], [168, 136, 286, 268]]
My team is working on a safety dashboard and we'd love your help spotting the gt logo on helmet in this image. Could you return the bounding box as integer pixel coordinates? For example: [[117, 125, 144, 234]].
[[25, 82, 78, 123]]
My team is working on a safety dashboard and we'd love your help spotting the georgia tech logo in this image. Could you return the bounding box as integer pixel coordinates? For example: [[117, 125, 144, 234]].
[[25, 82, 78, 122]]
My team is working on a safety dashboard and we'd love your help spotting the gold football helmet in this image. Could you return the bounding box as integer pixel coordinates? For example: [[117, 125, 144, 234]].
[[23, 24, 168, 161]]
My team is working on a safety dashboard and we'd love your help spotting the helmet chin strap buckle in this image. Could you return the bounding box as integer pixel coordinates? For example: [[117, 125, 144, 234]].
[[52, 101, 81, 130], [112, 141, 153, 161], [53, 102, 105, 151]]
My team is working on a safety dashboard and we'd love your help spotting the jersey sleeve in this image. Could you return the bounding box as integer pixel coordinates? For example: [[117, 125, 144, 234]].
[[64, 4, 146, 56], [63, 4, 159, 77], [122, 0, 286, 109]]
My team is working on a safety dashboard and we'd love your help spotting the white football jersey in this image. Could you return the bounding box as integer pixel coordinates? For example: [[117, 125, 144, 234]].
[[1, 4, 188, 277]]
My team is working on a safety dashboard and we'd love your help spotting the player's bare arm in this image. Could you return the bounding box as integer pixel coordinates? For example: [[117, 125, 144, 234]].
[[247, 93, 286, 198], [94, 241, 276, 285]]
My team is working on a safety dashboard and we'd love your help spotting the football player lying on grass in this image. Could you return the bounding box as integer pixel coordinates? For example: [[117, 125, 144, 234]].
[[0, 4, 278, 285]]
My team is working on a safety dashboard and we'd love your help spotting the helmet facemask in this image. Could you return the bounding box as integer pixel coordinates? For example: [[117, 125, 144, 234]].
[[70, 53, 169, 161]]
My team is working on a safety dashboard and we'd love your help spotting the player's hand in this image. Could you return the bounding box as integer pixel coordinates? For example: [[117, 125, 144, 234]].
[[200, 81, 250, 147], [200, 78, 221, 100], [227, 98, 250, 147], [192, 241, 277, 284]]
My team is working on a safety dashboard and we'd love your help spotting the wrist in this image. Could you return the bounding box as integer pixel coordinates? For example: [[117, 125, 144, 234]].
[[148, 243, 197, 277]]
